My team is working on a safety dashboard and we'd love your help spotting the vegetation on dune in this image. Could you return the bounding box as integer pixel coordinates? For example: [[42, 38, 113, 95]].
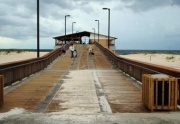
[[166, 56, 174, 60], [115, 50, 180, 55], [0, 49, 28, 55]]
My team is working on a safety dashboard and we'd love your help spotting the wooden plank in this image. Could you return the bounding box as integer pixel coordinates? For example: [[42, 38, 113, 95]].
[[0, 75, 4, 107], [147, 75, 149, 107], [155, 79, 158, 108], [150, 77, 154, 111], [152, 106, 176, 109], [171, 80, 175, 106], [142, 74, 145, 103], [162, 80, 164, 108], [168, 81, 171, 109], [175, 78, 178, 109]]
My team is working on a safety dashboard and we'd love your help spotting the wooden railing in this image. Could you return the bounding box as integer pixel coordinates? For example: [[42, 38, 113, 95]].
[[0, 75, 3, 107], [0, 48, 62, 87], [95, 42, 180, 105]]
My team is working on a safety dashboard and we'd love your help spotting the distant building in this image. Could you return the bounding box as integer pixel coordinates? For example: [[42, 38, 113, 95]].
[[53, 31, 117, 50]]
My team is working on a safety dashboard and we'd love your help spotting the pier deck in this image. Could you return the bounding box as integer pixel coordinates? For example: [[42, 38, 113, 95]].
[[0, 44, 180, 124]]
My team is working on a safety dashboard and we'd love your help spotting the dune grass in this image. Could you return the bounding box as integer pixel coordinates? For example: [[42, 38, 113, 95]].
[[0, 49, 29, 55]]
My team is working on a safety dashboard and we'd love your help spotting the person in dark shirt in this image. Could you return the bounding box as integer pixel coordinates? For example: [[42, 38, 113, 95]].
[[61, 44, 66, 57]]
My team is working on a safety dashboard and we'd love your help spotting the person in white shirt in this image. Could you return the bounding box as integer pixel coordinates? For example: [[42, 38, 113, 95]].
[[69, 44, 75, 58], [87, 45, 93, 55]]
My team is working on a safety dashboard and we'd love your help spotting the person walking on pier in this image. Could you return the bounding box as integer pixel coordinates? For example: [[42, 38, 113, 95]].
[[87, 44, 93, 55], [61, 44, 66, 57], [69, 43, 75, 58]]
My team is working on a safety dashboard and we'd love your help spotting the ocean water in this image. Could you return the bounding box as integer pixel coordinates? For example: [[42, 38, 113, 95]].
[[115, 50, 180, 55]]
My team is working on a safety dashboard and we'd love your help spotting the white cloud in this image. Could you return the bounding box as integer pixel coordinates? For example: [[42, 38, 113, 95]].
[[0, 36, 40, 49], [0, 36, 22, 48]]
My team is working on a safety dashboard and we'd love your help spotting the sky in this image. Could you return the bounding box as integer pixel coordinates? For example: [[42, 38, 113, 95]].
[[0, 0, 180, 50]]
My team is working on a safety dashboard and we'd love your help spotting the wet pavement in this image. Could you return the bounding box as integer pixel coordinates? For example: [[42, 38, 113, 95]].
[[1, 111, 180, 124]]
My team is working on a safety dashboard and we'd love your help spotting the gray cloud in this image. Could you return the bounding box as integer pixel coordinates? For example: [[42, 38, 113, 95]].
[[172, 0, 180, 5], [39, 0, 96, 20], [0, 0, 36, 39], [0, 0, 36, 15], [0, 0, 180, 49], [120, 0, 180, 12], [0, 0, 67, 39], [42, 0, 75, 10], [165, 33, 180, 38]]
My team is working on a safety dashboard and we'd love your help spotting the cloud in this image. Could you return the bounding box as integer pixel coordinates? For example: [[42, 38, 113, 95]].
[[0, 36, 22, 48], [0, 0, 180, 50], [0, 0, 36, 15], [42, 0, 75, 10], [165, 33, 180, 38], [172, 0, 180, 5], [0, 0, 36, 39], [0, 0, 110, 38], [39, 0, 98, 22], [0, 14, 36, 39], [120, 0, 180, 12]]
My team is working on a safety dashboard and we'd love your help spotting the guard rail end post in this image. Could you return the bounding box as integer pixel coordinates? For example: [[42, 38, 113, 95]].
[[0, 75, 4, 108], [178, 78, 180, 105]]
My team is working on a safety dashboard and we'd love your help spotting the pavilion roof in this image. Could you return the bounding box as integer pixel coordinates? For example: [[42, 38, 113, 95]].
[[53, 31, 117, 41]]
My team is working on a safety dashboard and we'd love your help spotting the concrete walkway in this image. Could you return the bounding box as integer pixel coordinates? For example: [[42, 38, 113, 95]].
[[0, 44, 180, 124], [45, 70, 101, 113], [1, 112, 180, 124]]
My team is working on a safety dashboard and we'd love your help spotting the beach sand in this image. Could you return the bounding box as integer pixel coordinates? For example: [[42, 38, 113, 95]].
[[1, 52, 180, 71], [120, 53, 180, 70], [0, 52, 49, 65]]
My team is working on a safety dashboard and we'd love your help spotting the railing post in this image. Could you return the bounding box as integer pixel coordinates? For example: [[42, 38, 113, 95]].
[[0, 75, 4, 108], [178, 79, 180, 105]]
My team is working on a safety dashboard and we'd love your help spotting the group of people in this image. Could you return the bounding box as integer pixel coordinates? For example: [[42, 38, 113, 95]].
[[60, 43, 94, 58], [61, 43, 77, 58]]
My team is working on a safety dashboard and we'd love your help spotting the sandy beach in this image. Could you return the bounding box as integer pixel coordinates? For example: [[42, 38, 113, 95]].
[[0, 52, 180, 71], [0, 52, 49, 65], [120, 53, 180, 70]]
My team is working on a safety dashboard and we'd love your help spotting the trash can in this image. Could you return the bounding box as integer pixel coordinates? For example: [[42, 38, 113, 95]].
[[0, 75, 4, 107], [142, 74, 178, 112]]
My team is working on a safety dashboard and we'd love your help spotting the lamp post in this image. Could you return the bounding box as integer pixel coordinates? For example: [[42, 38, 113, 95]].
[[102, 8, 110, 49], [92, 28, 95, 43], [65, 15, 70, 44], [37, 0, 39, 57], [72, 22, 76, 34], [95, 20, 99, 43]]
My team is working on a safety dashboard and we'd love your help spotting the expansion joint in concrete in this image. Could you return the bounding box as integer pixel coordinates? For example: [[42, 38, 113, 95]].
[[92, 71, 112, 113]]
